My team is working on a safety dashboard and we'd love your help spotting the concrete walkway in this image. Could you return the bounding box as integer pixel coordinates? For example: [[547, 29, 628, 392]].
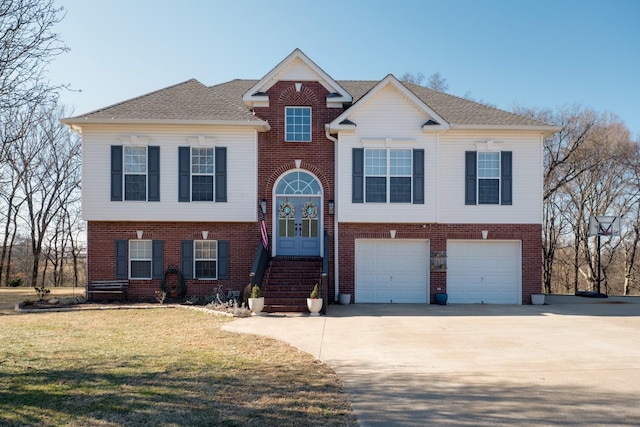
[[223, 303, 640, 426]]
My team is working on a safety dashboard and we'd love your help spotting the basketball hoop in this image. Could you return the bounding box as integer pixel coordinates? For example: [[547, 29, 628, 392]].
[[589, 216, 620, 237], [587, 215, 620, 298]]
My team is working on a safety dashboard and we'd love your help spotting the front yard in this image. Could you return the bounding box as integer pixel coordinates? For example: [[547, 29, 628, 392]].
[[0, 288, 356, 426]]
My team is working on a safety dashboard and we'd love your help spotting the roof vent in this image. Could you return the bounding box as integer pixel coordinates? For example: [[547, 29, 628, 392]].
[[423, 119, 440, 126]]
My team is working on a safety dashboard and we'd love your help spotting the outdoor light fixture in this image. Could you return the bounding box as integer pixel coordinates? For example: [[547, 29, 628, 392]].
[[260, 199, 267, 215], [328, 200, 335, 215]]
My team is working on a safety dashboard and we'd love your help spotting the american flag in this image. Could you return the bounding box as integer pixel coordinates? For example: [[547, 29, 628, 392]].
[[259, 206, 269, 249]]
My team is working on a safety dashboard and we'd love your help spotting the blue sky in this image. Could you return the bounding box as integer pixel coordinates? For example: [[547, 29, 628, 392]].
[[50, 0, 639, 138]]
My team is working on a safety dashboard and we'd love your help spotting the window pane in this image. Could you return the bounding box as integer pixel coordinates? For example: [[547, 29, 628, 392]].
[[479, 179, 499, 204], [195, 240, 217, 258], [390, 150, 411, 176], [365, 177, 386, 202], [124, 147, 147, 173], [365, 150, 387, 175], [192, 148, 214, 174], [478, 152, 500, 178], [390, 177, 411, 203], [195, 261, 217, 279], [130, 261, 151, 279], [285, 107, 311, 142], [124, 175, 146, 200], [130, 240, 152, 259], [192, 176, 214, 201]]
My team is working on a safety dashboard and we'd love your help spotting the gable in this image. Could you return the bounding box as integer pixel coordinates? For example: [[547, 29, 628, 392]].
[[242, 49, 351, 109], [328, 75, 449, 134]]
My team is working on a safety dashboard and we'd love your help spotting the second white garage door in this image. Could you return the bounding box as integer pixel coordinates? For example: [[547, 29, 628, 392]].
[[447, 241, 521, 304], [355, 239, 429, 303]]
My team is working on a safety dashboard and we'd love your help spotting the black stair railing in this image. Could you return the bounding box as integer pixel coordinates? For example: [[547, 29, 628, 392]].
[[249, 236, 270, 288]]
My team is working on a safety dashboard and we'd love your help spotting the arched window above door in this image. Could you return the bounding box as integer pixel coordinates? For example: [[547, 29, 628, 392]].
[[275, 171, 321, 195]]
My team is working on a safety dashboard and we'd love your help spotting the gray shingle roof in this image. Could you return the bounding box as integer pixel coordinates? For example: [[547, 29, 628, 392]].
[[64, 77, 552, 129]]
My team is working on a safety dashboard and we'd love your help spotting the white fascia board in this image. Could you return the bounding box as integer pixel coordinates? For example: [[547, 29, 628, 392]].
[[60, 118, 271, 132], [449, 124, 561, 136]]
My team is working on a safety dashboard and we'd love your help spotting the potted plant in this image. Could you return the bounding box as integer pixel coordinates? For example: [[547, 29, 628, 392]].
[[248, 284, 264, 315], [531, 294, 545, 305], [435, 292, 448, 305], [307, 283, 323, 316]]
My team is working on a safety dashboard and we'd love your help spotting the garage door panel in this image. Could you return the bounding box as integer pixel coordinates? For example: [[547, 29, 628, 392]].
[[355, 240, 429, 304], [447, 241, 521, 304]]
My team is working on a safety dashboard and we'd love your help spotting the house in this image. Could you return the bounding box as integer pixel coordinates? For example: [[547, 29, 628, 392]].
[[62, 49, 559, 307]]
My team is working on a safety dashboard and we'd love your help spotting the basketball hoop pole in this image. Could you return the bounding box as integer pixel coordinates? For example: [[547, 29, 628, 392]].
[[597, 234, 601, 296]]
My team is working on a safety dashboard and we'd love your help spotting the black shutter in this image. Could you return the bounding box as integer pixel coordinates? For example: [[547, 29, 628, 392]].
[[413, 149, 424, 204], [115, 240, 128, 279], [178, 147, 190, 202], [111, 146, 123, 201], [215, 147, 227, 202], [501, 151, 512, 205], [152, 240, 164, 279], [148, 146, 160, 201], [217, 240, 229, 279], [465, 151, 477, 205], [352, 148, 364, 203], [181, 240, 193, 279]]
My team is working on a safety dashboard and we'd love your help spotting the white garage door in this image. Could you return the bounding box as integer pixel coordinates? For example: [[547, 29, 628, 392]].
[[355, 239, 429, 303], [447, 241, 521, 304]]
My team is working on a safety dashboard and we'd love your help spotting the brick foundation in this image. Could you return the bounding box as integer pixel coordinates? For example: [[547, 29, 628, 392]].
[[87, 221, 258, 299], [337, 223, 542, 304]]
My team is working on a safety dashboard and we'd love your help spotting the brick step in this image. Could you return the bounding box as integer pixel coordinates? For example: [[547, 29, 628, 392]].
[[263, 288, 315, 296], [265, 296, 311, 304], [264, 304, 308, 313], [262, 257, 323, 313]]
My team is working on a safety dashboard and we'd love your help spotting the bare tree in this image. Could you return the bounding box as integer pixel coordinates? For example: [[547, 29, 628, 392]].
[[0, 0, 67, 111], [401, 71, 449, 92], [16, 103, 81, 286], [426, 72, 449, 92]]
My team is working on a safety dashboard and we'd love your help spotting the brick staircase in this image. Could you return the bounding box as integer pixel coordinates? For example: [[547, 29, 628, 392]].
[[262, 257, 323, 313]]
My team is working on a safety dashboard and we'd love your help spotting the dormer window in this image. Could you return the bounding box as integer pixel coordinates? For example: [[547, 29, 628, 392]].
[[285, 107, 311, 142]]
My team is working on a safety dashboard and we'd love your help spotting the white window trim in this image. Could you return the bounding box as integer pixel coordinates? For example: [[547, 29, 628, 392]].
[[364, 147, 413, 204], [194, 240, 218, 280], [129, 239, 152, 280], [123, 145, 148, 202], [477, 151, 501, 205], [190, 146, 215, 202], [285, 106, 312, 142]]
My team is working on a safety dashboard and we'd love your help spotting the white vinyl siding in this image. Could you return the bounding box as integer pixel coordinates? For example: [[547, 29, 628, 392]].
[[336, 84, 438, 223], [438, 133, 543, 224], [81, 125, 258, 222]]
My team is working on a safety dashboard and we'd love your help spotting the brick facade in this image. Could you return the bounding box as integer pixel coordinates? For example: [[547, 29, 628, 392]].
[[87, 221, 258, 299], [337, 223, 542, 304]]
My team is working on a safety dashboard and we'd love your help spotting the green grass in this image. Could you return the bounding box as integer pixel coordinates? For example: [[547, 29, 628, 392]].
[[0, 303, 356, 426]]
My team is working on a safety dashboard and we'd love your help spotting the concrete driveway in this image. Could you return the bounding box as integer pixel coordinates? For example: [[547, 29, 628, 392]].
[[223, 302, 640, 426]]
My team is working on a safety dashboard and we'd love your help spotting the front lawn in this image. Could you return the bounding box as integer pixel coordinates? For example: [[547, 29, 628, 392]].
[[0, 305, 356, 426]]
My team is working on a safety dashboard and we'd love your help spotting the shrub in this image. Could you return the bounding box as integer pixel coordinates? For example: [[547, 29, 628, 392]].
[[7, 277, 22, 287], [310, 283, 319, 299], [251, 285, 260, 299]]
